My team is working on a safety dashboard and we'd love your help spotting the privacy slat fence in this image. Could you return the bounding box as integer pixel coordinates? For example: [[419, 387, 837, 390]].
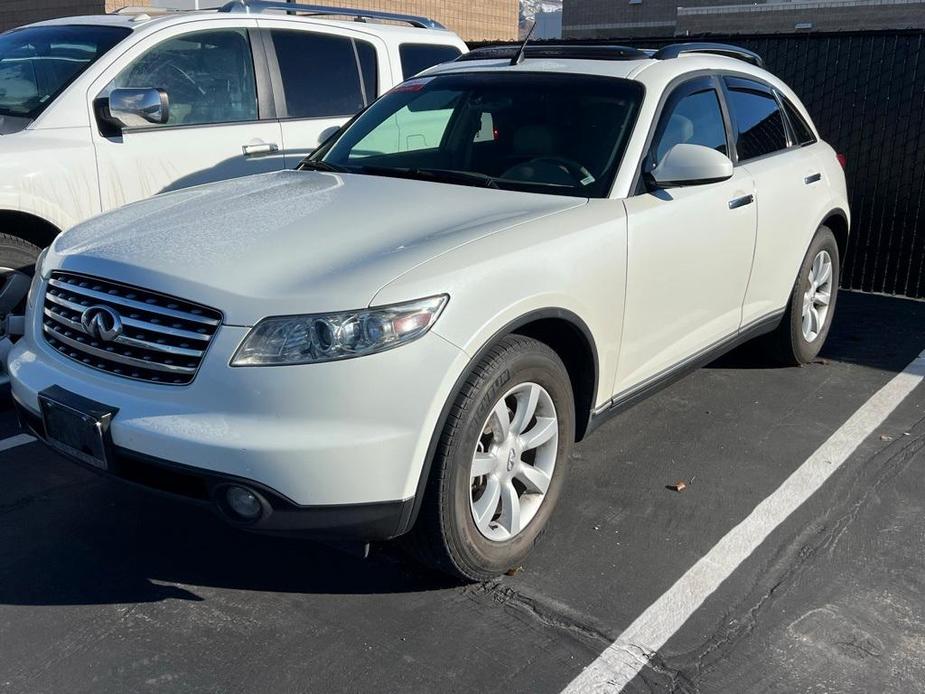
[[471, 31, 925, 298]]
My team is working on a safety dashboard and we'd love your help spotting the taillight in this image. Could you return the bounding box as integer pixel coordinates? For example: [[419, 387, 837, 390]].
[[836, 153, 847, 169]]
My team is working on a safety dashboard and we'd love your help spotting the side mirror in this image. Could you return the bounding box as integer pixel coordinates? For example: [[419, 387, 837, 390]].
[[105, 88, 170, 129], [649, 143, 733, 188]]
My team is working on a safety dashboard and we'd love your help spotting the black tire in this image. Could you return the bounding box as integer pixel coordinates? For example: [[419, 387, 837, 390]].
[[765, 225, 840, 365], [0, 233, 41, 275], [409, 334, 575, 581], [0, 233, 41, 316]]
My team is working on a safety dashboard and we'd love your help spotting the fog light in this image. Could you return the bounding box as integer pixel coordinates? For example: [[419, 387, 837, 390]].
[[225, 486, 262, 520]]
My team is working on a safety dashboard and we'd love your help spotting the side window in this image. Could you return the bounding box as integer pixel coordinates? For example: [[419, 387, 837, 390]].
[[781, 96, 816, 146], [652, 88, 728, 164], [399, 44, 462, 78], [270, 30, 367, 119], [724, 79, 789, 161], [109, 29, 257, 127]]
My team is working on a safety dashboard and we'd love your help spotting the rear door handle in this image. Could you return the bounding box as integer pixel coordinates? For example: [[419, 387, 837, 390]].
[[728, 194, 754, 210], [242, 142, 279, 157], [804, 172, 822, 184]]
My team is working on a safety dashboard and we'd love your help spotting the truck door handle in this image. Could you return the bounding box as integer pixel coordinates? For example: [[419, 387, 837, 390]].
[[728, 194, 754, 210], [242, 142, 279, 157], [804, 172, 822, 184]]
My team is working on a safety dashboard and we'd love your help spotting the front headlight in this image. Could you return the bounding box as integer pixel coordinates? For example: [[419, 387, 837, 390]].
[[231, 295, 448, 366]]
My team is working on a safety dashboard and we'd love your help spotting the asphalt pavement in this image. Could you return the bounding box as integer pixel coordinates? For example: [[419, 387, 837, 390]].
[[1, 290, 923, 694]]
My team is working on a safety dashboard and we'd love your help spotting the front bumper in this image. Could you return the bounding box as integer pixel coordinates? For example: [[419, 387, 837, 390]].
[[14, 396, 415, 539], [9, 299, 469, 538]]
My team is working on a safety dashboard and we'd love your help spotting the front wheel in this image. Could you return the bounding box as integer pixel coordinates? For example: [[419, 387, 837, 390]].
[[0, 233, 40, 318], [765, 225, 840, 365], [410, 335, 575, 581]]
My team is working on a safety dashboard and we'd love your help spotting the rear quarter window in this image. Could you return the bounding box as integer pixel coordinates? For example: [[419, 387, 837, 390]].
[[781, 96, 817, 146], [399, 43, 462, 78]]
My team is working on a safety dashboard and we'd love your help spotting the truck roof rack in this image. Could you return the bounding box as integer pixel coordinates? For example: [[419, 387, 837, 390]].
[[459, 44, 651, 63], [217, 1, 446, 29], [653, 42, 764, 68]]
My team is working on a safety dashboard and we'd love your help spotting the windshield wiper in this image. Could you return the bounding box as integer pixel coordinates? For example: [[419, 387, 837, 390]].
[[298, 159, 350, 173], [346, 165, 499, 189], [411, 168, 500, 189]]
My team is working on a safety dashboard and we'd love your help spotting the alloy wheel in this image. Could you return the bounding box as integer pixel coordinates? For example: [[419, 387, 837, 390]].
[[801, 249, 833, 342], [469, 381, 559, 542]]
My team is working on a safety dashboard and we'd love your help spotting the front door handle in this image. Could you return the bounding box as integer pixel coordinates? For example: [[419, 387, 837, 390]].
[[242, 142, 279, 157], [804, 172, 822, 184], [728, 194, 755, 210]]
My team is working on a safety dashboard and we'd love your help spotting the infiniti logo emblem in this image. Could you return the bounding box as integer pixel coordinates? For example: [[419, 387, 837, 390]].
[[80, 305, 123, 342]]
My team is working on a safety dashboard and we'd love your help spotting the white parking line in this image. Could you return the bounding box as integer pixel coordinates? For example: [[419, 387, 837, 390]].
[[0, 433, 35, 453], [564, 348, 925, 694]]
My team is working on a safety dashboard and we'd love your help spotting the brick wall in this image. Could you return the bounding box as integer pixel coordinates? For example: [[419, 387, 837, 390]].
[[564, 0, 925, 38], [1, 0, 151, 33], [677, 1, 925, 35], [561, 0, 736, 38], [304, 0, 518, 41]]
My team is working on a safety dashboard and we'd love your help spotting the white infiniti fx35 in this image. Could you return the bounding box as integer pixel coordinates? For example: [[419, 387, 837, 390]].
[[8, 43, 850, 580]]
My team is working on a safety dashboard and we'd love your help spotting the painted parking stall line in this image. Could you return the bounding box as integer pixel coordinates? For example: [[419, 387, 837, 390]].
[[0, 433, 35, 453], [564, 348, 925, 694]]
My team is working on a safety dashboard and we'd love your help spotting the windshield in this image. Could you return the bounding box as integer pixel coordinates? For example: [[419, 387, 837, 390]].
[[313, 72, 644, 198], [0, 25, 130, 120]]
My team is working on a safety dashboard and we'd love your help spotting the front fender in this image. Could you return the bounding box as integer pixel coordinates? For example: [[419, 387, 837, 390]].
[[372, 199, 628, 410], [0, 127, 98, 232]]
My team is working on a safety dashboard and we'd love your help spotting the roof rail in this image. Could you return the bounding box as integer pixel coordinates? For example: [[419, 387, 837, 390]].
[[217, 1, 446, 29], [459, 44, 651, 63], [653, 42, 764, 68], [111, 5, 184, 15]]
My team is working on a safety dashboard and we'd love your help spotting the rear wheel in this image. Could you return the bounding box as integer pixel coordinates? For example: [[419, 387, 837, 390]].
[[765, 225, 840, 365], [410, 335, 574, 581]]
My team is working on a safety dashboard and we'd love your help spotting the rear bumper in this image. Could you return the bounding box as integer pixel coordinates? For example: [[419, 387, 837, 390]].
[[14, 395, 414, 540]]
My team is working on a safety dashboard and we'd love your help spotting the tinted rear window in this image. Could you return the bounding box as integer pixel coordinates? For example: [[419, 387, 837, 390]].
[[724, 78, 788, 161], [781, 96, 816, 146], [399, 43, 461, 78], [270, 30, 366, 118]]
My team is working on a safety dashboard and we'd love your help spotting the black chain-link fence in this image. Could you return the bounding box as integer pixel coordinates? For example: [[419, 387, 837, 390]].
[[471, 31, 925, 298]]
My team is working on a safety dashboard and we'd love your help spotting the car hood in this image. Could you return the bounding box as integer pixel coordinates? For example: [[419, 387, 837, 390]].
[[51, 170, 585, 325]]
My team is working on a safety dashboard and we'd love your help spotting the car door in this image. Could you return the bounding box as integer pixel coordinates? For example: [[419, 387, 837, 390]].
[[615, 76, 758, 395], [724, 77, 827, 324], [259, 24, 387, 168], [91, 23, 285, 213]]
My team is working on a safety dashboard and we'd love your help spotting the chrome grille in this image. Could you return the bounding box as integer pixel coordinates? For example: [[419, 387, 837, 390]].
[[41, 271, 223, 385]]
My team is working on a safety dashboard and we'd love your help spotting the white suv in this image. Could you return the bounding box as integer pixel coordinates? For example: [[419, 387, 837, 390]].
[[0, 1, 466, 302], [8, 43, 850, 580]]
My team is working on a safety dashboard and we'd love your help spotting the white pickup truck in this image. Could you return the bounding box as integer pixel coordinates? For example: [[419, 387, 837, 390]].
[[0, 1, 466, 315]]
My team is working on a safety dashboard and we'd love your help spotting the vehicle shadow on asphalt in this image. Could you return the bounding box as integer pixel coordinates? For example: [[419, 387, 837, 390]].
[[708, 291, 925, 373], [0, 467, 459, 606]]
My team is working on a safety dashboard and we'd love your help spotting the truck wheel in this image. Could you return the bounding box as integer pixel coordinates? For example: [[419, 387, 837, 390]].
[[0, 233, 40, 317], [409, 334, 575, 581]]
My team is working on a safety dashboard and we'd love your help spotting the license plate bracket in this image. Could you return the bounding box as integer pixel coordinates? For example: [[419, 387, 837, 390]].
[[38, 386, 118, 471]]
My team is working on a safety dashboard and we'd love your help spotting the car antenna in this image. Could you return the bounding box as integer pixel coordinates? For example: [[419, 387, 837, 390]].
[[510, 19, 537, 66]]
